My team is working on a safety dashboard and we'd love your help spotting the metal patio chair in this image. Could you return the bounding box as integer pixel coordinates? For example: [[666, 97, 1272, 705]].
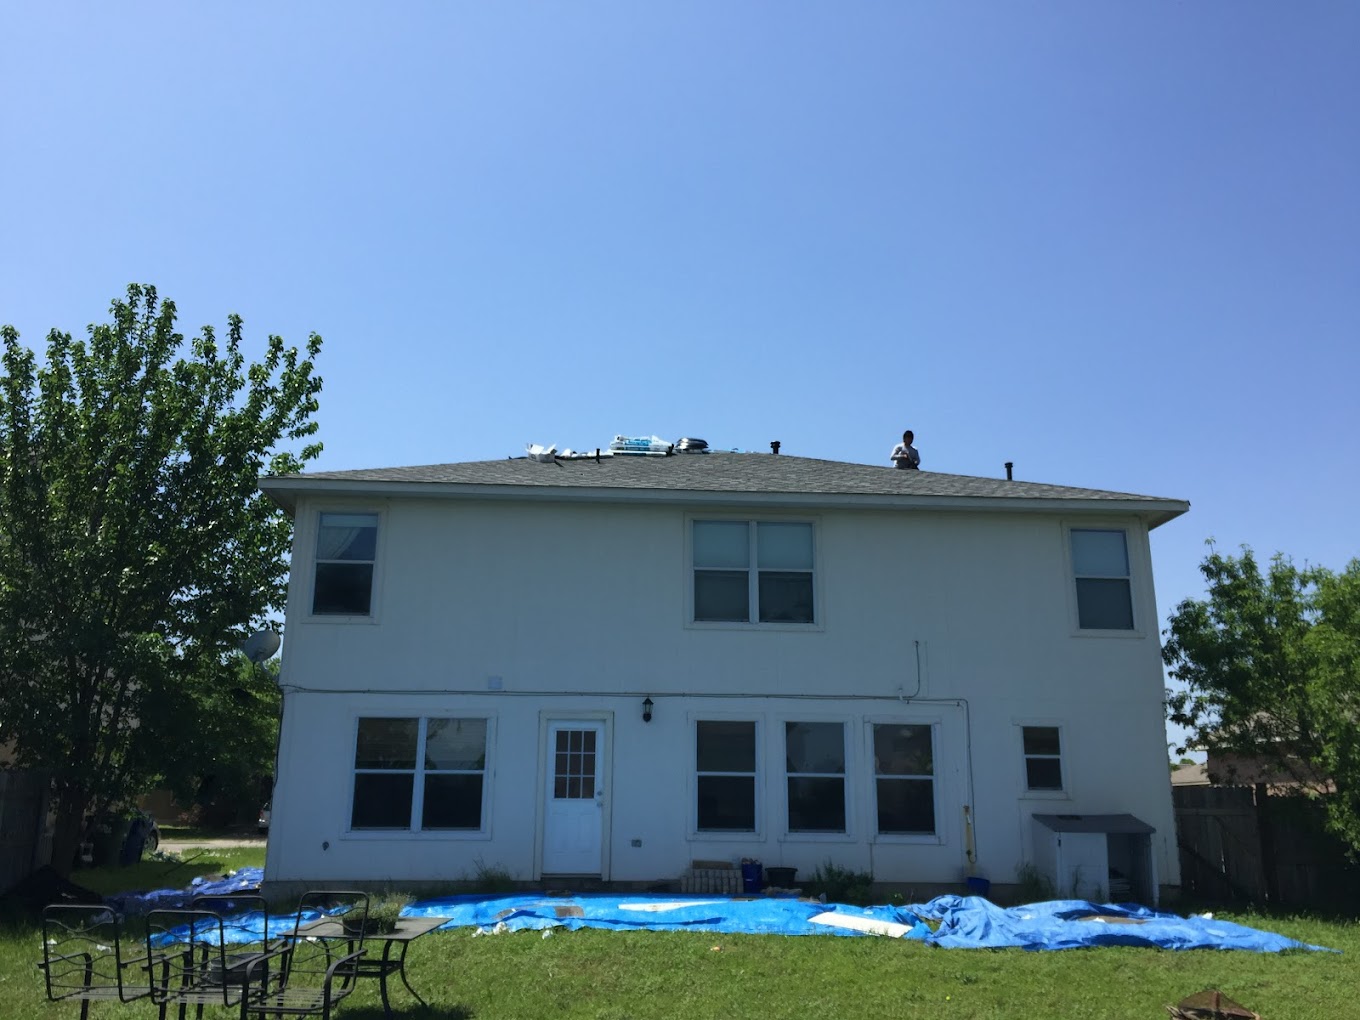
[[38, 904, 154, 1020], [239, 889, 370, 1020], [146, 907, 273, 1020]]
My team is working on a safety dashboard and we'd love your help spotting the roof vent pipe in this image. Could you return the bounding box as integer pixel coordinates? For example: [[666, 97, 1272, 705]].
[[1005, 461, 1014, 481], [770, 441, 781, 455]]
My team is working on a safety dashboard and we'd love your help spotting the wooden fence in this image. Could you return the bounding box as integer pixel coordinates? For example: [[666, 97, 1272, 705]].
[[0, 769, 50, 892], [1174, 784, 1360, 911]]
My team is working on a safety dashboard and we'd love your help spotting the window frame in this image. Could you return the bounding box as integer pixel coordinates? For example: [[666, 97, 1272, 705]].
[[344, 714, 495, 840], [868, 720, 941, 842], [690, 716, 763, 839], [781, 717, 852, 840], [1015, 720, 1069, 800], [1063, 522, 1142, 637], [686, 515, 822, 631], [306, 506, 385, 624]]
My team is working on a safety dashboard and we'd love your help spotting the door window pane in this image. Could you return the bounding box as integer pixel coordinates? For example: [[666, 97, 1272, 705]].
[[553, 729, 596, 800]]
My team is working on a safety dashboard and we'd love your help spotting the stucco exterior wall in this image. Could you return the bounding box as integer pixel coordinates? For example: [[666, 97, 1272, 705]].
[[266, 495, 1178, 891]]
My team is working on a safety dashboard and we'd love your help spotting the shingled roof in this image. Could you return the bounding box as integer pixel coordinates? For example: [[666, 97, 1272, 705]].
[[260, 452, 1188, 527]]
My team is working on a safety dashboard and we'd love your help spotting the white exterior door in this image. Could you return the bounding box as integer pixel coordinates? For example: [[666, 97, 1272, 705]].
[[541, 721, 605, 875]]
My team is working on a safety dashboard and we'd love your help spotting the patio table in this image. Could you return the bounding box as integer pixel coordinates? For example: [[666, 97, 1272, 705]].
[[295, 914, 452, 1018]]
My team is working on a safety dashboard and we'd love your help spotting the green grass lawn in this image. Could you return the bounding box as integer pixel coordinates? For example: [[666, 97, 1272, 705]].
[[5, 862, 1356, 1020]]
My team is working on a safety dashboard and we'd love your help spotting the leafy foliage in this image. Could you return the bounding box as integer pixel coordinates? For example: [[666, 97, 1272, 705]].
[[0, 285, 321, 870], [809, 861, 875, 905], [1164, 545, 1360, 850]]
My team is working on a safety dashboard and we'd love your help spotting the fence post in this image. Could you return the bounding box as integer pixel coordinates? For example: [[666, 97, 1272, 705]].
[[1254, 783, 1280, 906]]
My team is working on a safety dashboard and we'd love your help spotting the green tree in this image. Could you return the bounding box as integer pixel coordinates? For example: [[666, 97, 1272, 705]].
[[0, 285, 321, 872], [143, 653, 282, 827], [1164, 545, 1360, 850]]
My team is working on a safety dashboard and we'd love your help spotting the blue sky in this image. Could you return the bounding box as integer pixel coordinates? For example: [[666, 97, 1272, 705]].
[[3, 4, 1357, 748]]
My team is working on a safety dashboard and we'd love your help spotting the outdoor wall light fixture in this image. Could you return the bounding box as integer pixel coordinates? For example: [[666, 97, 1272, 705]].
[[642, 697, 654, 723]]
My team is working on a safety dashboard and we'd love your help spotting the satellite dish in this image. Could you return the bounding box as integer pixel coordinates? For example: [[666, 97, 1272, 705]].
[[243, 630, 282, 664]]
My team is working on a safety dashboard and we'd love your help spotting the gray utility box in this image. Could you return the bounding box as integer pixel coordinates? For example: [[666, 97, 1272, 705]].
[[1031, 813, 1157, 906]]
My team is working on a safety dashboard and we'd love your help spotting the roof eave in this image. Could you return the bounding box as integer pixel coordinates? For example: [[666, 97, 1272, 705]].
[[259, 475, 1190, 524]]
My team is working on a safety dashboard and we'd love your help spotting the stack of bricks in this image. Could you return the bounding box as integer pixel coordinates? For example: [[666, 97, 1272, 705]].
[[680, 860, 739, 894]]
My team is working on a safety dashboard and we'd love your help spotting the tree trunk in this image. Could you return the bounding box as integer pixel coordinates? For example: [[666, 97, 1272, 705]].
[[49, 789, 89, 878]]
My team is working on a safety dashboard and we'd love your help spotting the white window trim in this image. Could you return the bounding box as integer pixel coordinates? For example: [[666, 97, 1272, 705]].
[[1061, 521, 1145, 638], [1015, 719, 1069, 800], [684, 514, 824, 632], [343, 714, 495, 840], [304, 505, 386, 625], [866, 718, 943, 844], [688, 713, 763, 841], [779, 715, 854, 842]]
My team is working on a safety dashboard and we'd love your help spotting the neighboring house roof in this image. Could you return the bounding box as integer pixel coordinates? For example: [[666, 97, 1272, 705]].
[[260, 452, 1189, 526], [1170, 763, 1210, 787]]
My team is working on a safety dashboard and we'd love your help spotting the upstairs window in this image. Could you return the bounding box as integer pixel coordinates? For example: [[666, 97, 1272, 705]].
[[1070, 529, 1133, 630], [695, 721, 757, 832], [693, 521, 814, 624], [351, 716, 488, 832], [1022, 726, 1063, 791], [313, 512, 378, 615]]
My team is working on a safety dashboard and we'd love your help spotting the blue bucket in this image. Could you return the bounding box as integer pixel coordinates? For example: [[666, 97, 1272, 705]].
[[965, 876, 991, 898]]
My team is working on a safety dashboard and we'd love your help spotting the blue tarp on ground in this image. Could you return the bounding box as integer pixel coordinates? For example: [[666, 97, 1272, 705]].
[[116, 870, 1332, 953], [109, 866, 267, 914], [403, 892, 931, 939], [908, 895, 1333, 952]]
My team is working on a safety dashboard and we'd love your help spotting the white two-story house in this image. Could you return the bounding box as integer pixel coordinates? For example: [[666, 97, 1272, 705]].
[[258, 451, 1188, 901]]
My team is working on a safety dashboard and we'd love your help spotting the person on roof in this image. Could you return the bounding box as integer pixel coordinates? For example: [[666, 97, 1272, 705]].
[[890, 430, 920, 470]]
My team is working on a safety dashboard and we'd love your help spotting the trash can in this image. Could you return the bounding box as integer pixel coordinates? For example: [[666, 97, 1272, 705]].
[[91, 816, 132, 867], [740, 858, 763, 894], [119, 814, 150, 866]]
